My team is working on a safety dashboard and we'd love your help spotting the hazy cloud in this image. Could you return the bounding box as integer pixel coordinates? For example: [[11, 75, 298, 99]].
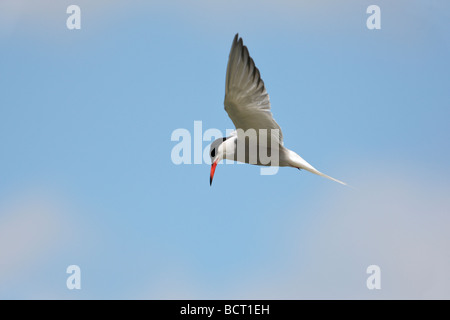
[[235, 165, 450, 299], [0, 190, 72, 285]]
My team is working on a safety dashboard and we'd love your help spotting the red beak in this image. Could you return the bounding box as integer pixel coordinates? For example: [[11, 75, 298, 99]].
[[210, 160, 218, 186]]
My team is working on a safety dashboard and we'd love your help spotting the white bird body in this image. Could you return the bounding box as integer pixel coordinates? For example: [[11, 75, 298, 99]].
[[209, 34, 346, 186]]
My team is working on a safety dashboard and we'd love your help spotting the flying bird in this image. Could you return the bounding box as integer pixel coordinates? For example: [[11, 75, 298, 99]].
[[209, 34, 346, 186]]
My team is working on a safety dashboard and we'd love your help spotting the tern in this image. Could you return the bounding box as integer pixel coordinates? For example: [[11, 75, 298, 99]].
[[209, 34, 346, 186]]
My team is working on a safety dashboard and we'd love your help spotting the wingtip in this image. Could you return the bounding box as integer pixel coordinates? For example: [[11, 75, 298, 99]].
[[233, 33, 239, 45], [230, 33, 241, 53]]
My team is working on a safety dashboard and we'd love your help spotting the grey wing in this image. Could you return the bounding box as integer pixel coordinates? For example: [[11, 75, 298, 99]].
[[224, 34, 283, 145]]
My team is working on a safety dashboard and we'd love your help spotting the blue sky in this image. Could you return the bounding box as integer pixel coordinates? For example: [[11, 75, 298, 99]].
[[0, 0, 449, 299]]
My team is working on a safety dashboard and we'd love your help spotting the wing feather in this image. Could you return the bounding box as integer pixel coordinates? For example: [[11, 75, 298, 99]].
[[224, 34, 283, 145]]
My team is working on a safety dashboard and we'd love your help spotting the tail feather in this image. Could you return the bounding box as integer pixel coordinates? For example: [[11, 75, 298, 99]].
[[287, 149, 347, 186], [305, 167, 347, 186]]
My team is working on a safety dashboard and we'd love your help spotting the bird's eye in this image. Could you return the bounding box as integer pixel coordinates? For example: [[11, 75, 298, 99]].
[[210, 148, 216, 158]]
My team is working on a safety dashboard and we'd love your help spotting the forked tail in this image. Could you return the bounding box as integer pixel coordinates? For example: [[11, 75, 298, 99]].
[[287, 149, 347, 186], [305, 167, 347, 186]]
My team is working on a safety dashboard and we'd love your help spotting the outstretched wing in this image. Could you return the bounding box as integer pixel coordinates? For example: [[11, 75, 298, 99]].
[[224, 34, 283, 145]]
